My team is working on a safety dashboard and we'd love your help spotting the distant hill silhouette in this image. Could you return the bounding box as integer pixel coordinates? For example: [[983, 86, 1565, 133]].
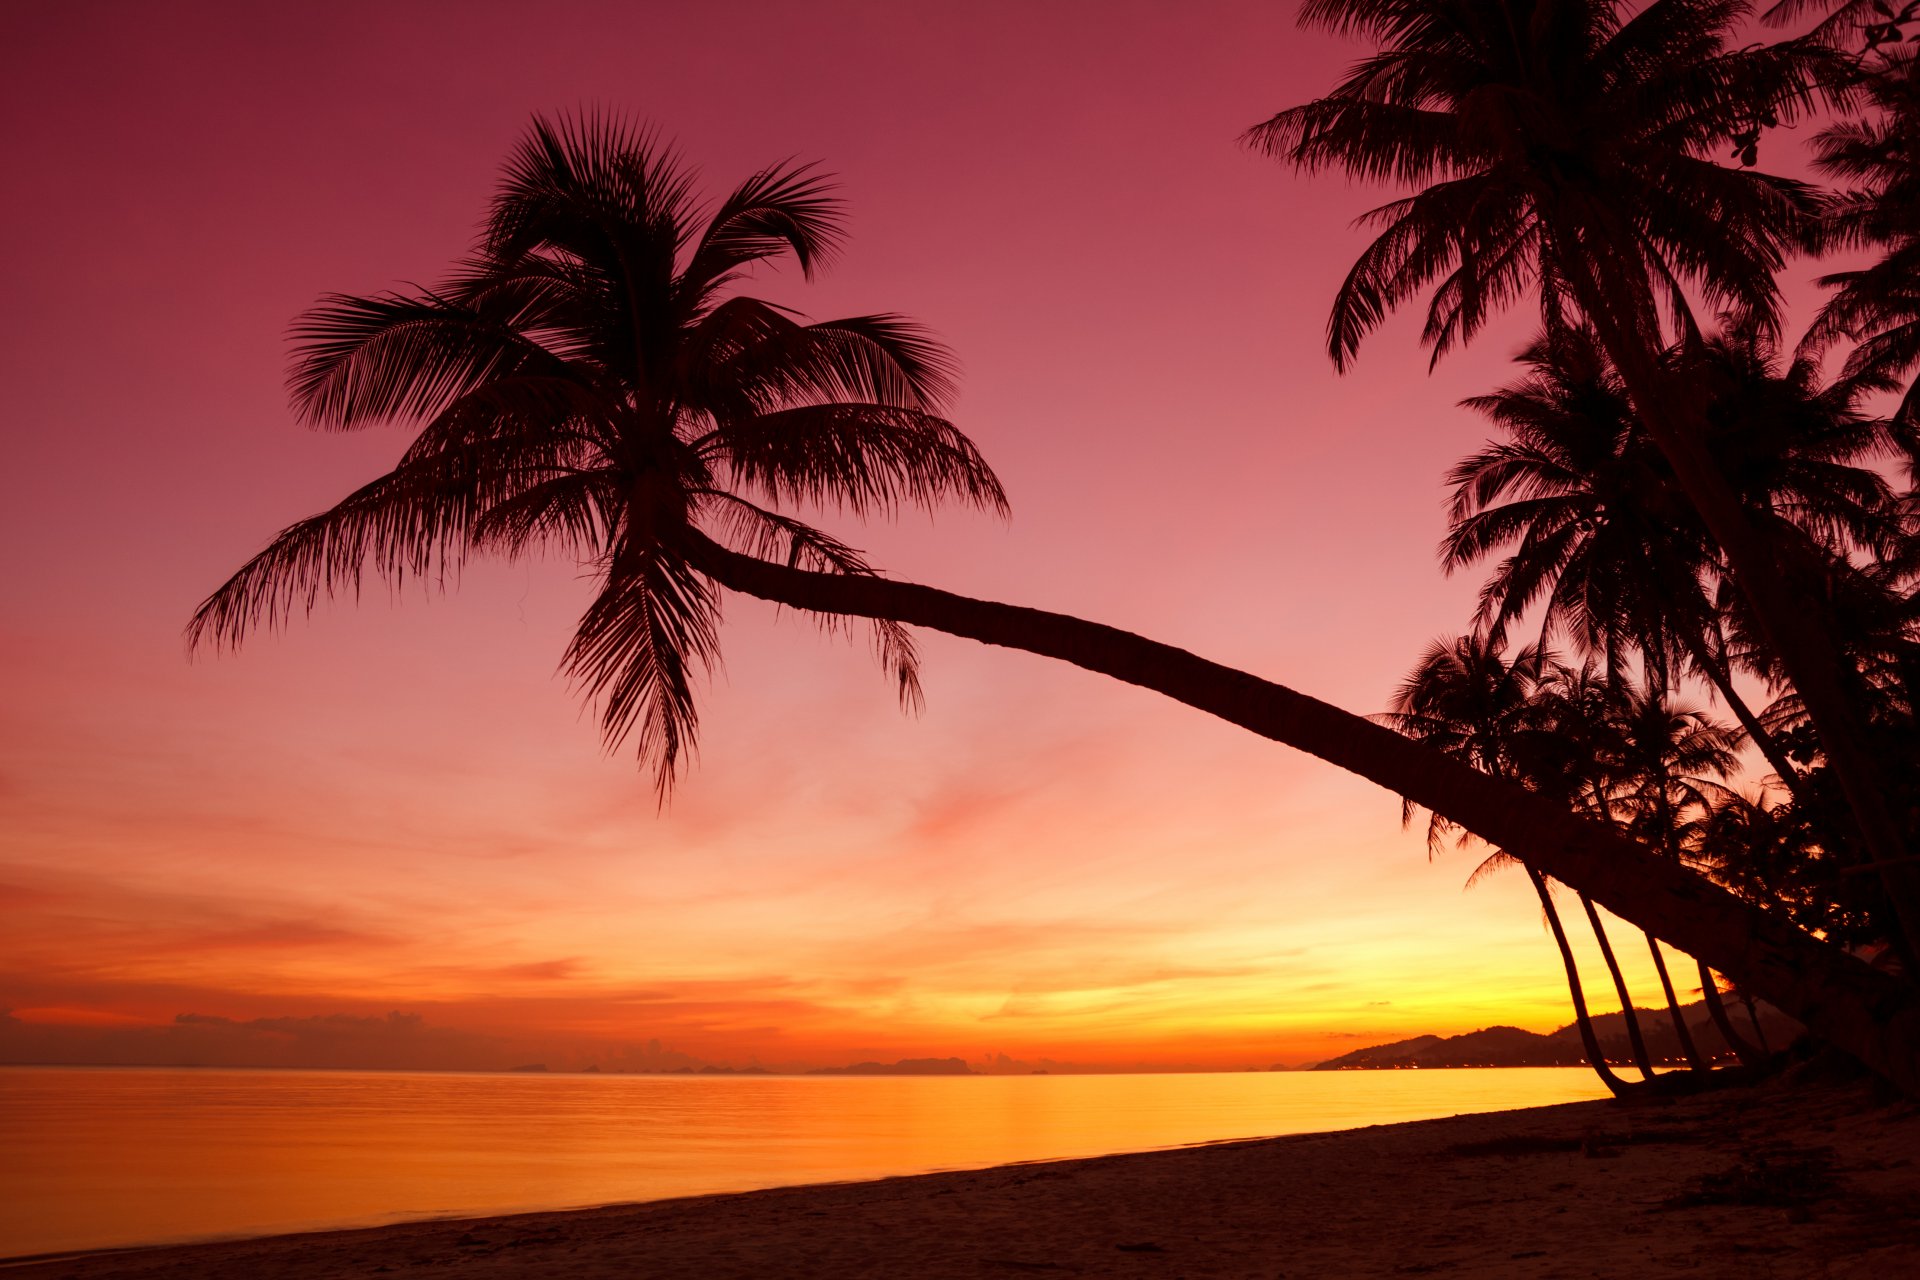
[[1313, 1000, 1799, 1069], [1316, 1026, 1583, 1070], [808, 1057, 976, 1076]]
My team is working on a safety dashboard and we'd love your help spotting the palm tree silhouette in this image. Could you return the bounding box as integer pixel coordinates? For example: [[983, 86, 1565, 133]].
[[1527, 660, 1664, 1076], [1443, 332, 1728, 697], [1247, 0, 1920, 960], [1381, 634, 1643, 1093], [191, 116, 1003, 799], [1443, 326, 1902, 798], [1603, 684, 1744, 1067], [189, 114, 1920, 1094]]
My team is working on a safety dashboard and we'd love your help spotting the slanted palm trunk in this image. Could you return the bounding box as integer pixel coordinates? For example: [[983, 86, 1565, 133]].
[[1698, 961, 1764, 1067], [1562, 246, 1920, 968], [1580, 894, 1654, 1079], [1645, 935, 1708, 1071], [680, 530, 1920, 1096], [1530, 871, 1632, 1096]]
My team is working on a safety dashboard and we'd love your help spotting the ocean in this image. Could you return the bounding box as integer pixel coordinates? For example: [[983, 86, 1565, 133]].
[[0, 1065, 1609, 1259]]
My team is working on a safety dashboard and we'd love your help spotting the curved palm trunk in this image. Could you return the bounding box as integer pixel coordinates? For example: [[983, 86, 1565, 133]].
[[1698, 960, 1764, 1067], [1645, 934, 1708, 1070], [1580, 893, 1655, 1079], [680, 531, 1920, 1095], [1530, 871, 1633, 1096], [1564, 252, 1920, 968]]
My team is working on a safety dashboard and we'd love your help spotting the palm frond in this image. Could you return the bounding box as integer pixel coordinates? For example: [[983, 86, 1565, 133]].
[[563, 547, 721, 803], [697, 404, 1006, 518], [188, 437, 563, 649], [287, 289, 571, 430], [683, 161, 845, 290], [693, 490, 923, 712]]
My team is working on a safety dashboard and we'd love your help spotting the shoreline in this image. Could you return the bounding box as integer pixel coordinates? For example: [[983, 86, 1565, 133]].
[[8, 1078, 1916, 1279]]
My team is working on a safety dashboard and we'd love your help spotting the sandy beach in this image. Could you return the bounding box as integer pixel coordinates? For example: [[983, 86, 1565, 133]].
[[9, 1074, 1915, 1280]]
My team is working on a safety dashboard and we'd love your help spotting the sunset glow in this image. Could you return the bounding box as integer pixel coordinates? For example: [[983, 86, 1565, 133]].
[[4, 0, 1743, 1074]]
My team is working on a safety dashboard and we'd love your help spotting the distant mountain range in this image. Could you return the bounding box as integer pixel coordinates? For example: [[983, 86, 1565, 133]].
[[1310, 999, 1800, 1070]]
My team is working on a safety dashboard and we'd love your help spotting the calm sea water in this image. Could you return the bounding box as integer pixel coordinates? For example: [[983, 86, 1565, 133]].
[[0, 1066, 1607, 1259]]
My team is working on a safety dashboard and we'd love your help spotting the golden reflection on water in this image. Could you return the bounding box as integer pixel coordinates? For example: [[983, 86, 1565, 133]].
[[0, 1066, 1607, 1258]]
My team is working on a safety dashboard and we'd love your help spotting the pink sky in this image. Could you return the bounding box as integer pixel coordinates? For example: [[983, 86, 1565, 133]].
[[0, 1, 1783, 1071]]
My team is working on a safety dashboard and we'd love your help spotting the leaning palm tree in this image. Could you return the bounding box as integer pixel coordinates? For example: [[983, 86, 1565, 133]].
[[189, 113, 1920, 1094], [1248, 0, 1920, 959]]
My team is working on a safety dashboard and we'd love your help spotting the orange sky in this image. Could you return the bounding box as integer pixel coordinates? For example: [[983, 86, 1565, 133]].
[[1, 0, 1781, 1072]]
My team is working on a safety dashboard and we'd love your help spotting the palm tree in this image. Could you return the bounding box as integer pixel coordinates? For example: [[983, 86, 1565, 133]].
[[189, 113, 1920, 1095], [1529, 664, 1766, 1067], [190, 115, 1002, 799], [1444, 332, 1901, 815], [1526, 660, 1663, 1075], [1441, 331, 1763, 749], [1381, 635, 1645, 1092], [1603, 685, 1743, 1066], [1446, 319, 1918, 980], [1246, 0, 1920, 960]]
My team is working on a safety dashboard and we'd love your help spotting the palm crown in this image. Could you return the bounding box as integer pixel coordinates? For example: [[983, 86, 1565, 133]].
[[189, 114, 1008, 796], [1246, 0, 1838, 368], [1445, 326, 1901, 681]]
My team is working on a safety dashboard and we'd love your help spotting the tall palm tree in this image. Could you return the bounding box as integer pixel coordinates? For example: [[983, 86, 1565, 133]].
[[189, 113, 1920, 1094], [1381, 635, 1644, 1091], [1246, 0, 1920, 959]]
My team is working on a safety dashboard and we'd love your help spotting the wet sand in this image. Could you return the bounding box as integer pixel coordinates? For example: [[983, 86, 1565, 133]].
[[9, 1076, 1916, 1279]]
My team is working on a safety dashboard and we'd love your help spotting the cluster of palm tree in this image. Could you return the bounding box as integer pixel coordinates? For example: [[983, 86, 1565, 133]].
[[192, 0, 1920, 1093], [1318, 0, 1920, 1085], [1380, 307, 1918, 1085], [1384, 634, 1776, 1092]]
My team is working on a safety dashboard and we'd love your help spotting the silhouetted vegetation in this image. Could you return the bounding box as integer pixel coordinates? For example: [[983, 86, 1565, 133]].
[[1259, 0, 1920, 1091], [196, 0, 1920, 1098]]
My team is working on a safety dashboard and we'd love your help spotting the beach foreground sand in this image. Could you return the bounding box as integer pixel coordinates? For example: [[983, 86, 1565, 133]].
[[10, 1076, 1917, 1279]]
